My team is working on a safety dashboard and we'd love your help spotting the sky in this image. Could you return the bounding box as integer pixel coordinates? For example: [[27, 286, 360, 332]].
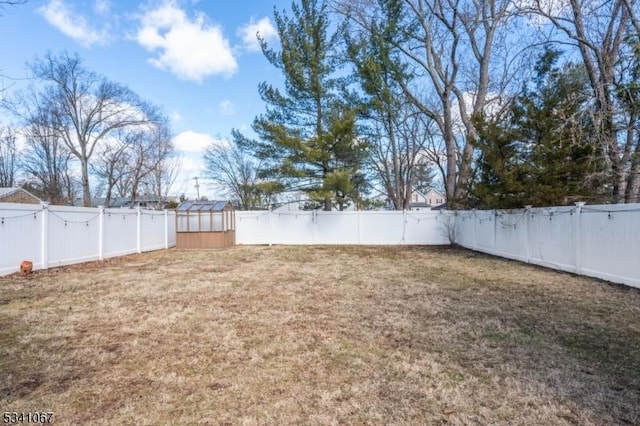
[[0, 0, 290, 199]]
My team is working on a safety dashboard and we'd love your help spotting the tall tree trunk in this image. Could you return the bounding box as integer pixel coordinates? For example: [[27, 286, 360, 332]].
[[81, 160, 91, 207]]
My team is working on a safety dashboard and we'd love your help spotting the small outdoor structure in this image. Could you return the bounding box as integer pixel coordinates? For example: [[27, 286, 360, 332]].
[[175, 201, 235, 249]]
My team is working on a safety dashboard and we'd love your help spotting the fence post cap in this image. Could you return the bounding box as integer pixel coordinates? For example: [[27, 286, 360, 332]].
[[524, 205, 533, 210], [574, 202, 586, 207]]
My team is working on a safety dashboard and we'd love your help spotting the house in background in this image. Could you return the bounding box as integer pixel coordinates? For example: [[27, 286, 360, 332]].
[[0, 187, 43, 204], [409, 189, 446, 210]]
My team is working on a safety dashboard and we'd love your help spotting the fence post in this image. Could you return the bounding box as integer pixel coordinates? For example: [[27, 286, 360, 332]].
[[268, 208, 272, 246], [472, 209, 477, 250], [40, 202, 48, 271], [136, 207, 142, 254], [493, 209, 497, 250], [98, 206, 104, 261], [574, 202, 585, 274], [357, 210, 361, 244], [524, 205, 532, 263], [164, 209, 169, 249]]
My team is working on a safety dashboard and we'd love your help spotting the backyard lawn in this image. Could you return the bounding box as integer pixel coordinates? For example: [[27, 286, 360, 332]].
[[1, 246, 639, 425]]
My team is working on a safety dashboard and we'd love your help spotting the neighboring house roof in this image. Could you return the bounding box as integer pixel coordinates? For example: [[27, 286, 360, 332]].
[[432, 202, 448, 210], [424, 188, 446, 198], [0, 187, 43, 203]]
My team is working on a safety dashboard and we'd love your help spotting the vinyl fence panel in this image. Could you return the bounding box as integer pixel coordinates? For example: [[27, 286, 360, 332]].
[[47, 206, 101, 268], [454, 204, 640, 289], [103, 209, 138, 258], [235, 210, 451, 246], [140, 211, 169, 251], [578, 204, 640, 286], [0, 203, 176, 276], [0, 203, 44, 276]]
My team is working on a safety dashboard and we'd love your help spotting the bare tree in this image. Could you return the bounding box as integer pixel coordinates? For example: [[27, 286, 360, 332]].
[[145, 124, 179, 207], [365, 103, 436, 209], [0, 0, 28, 17], [339, 0, 524, 207], [27, 51, 157, 206], [20, 107, 79, 205], [125, 130, 156, 205], [91, 130, 131, 207], [203, 140, 265, 210], [0, 125, 17, 187], [109, 117, 172, 207], [345, 9, 437, 210]]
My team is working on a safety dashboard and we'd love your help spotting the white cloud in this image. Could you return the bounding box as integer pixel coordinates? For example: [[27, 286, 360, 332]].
[[170, 111, 183, 122], [172, 155, 204, 198], [218, 99, 235, 116], [135, 2, 237, 82], [173, 130, 227, 153], [38, 0, 108, 47], [237, 17, 278, 52], [93, 0, 110, 16]]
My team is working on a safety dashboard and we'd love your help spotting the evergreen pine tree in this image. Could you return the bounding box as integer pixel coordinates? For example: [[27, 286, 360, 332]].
[[236, 0, 367, 210], [472, 48, 606, 208]]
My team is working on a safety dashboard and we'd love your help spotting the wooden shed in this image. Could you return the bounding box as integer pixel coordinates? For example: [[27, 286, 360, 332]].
[[175, 201, 235, 249]]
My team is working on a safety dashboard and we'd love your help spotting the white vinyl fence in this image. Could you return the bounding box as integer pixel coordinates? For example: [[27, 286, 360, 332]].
[[236, 210, 451, 245], [236, 205, 640, 289], [453, 203, 640, 289], [0, 202, 176, 276], [3, 201, 638, 289]]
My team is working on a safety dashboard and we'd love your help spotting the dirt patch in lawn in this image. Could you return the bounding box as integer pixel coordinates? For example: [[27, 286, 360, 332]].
[[1, 245, 639, 425]]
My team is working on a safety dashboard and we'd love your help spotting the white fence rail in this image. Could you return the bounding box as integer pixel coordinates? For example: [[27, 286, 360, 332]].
[[236, 210, 451, 245], [454, 203, 640, 289], [0, 202, 176, 276]]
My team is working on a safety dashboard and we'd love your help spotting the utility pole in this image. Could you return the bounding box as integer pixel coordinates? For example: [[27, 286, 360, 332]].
[[193, 177, 200, 200]]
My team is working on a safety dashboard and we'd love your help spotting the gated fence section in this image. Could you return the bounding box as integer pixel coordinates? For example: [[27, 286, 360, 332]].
[[0, 202, 176, 276]]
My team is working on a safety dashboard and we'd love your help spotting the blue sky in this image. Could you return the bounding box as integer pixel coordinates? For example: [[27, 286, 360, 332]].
[[0, 0, 289, 198]]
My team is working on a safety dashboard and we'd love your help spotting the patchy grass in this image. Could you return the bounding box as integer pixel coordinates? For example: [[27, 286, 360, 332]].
[[1, 245, 639, 425]]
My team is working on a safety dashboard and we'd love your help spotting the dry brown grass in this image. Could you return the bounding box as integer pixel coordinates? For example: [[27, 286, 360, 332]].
[[1, 245, 639, 425]]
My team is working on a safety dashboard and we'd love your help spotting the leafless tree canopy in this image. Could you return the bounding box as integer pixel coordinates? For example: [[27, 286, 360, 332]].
[[203, 141, 264, 210], [337, 0, 525, 207], [26, 51, 160, 206], [0, 0, 28, 16], [21, 108, 77, 204], [1, 51, 176, 206], [0, 125, 17, 187], [334, 0, 640, 205]]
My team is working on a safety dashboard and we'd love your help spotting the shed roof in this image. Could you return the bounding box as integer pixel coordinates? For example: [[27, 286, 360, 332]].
[[177, 200, 232, 212]]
